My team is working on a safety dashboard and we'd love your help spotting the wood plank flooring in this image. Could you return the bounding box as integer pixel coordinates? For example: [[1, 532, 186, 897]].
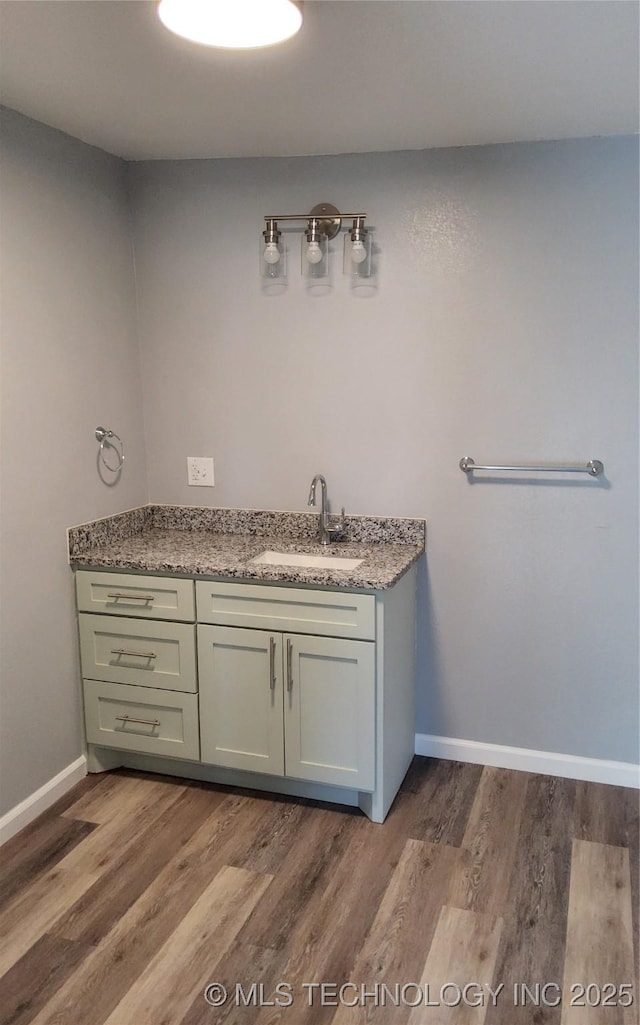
[[0, 760, 637, 1025]]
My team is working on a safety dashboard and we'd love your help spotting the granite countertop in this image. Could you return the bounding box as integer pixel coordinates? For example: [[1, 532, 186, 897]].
[[68, 505, 426, 591], [71, 528, 423, 589]]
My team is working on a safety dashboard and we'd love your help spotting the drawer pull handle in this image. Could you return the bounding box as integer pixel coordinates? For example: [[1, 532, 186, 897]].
[[286, 638, 293, 693], [107, 593, 156, 602], [269, 637, 276, 691], [115, 714, 161, 728], [111, 648, 157, 659]]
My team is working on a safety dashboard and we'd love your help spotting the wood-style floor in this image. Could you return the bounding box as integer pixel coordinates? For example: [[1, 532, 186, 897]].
[[0, 759, 637, 1025]]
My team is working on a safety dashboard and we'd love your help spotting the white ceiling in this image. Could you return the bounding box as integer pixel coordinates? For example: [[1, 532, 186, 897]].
[[0, 0, 638, 161]]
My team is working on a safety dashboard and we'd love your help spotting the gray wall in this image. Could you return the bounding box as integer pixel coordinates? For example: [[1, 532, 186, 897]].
[[0, 109, 147, 814], [1, 116, 637, 820], [129, 138, 639, 765]]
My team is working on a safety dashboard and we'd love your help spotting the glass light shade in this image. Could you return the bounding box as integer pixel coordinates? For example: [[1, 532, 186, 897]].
[[343, 231, 373, 280], [158, 0, 302, 49], [260, 237, 286, 280], [301, 234, 329, 280]]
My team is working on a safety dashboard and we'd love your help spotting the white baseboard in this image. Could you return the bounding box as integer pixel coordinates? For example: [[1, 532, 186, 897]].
[[1, 738, 636, 848], [415, 734, 640, 789], [0, 756, 88, 846]]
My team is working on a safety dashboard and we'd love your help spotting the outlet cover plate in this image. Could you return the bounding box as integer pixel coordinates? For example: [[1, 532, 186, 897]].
[[187, 456, 215, 487]]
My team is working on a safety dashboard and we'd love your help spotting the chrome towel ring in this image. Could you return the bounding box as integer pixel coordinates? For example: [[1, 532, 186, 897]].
[[95, 426, 124, 472]]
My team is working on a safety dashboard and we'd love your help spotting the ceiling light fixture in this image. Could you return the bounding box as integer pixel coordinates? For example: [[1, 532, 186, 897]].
[[157, 0, 303, 50]]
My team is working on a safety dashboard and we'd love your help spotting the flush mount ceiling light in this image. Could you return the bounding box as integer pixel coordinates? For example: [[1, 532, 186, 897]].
[[157, 0, 303, 49]]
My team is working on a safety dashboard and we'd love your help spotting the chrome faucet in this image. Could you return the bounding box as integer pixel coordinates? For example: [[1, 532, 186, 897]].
[[307, 474, 347, 545]]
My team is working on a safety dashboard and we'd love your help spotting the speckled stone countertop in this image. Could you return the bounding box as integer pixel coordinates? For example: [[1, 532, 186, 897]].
[[68, 505, 425, 591]]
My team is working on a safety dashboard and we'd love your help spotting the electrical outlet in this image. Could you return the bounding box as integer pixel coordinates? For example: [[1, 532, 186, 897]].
[[187, 456, 215, 487]]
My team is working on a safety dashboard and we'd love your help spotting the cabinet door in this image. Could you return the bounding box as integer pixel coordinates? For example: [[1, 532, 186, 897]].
[[198, 625, 284, 776], [284, 634, 375, 791]]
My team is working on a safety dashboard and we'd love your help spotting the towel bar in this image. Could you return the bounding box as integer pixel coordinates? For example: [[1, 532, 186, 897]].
[[459, 457, 604, 477]]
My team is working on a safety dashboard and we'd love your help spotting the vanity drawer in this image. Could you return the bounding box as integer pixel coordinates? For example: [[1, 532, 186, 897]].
[[79, 614, 197, 692], [195, 581, 375, 640], [83, 679, 199, 760], [76, 571, 195, 622]]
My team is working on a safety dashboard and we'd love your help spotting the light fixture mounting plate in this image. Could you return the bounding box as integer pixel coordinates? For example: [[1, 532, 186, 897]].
[[309, 203, 342, 240]]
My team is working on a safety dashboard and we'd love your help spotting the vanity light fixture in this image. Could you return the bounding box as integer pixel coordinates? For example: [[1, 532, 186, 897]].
[[158, 0, 303, 50], [260, 203, 373, 283]]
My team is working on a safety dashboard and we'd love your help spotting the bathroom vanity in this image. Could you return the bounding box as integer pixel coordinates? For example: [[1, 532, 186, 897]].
[[69, 506, 425, 822]]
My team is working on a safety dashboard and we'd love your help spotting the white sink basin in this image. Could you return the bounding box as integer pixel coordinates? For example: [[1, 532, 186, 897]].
[[251, 550, 363, 571]]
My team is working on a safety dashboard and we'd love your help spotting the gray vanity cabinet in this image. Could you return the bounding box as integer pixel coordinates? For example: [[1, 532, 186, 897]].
[[75, 565, 417, 823]]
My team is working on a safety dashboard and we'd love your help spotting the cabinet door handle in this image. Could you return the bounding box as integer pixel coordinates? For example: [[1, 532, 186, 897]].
[[107, 593, 156, 602], [115, 714, 161, 727], [269, 636, 276, 691], [110, 648, 157, 660], [286, 638, 293, 693]]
